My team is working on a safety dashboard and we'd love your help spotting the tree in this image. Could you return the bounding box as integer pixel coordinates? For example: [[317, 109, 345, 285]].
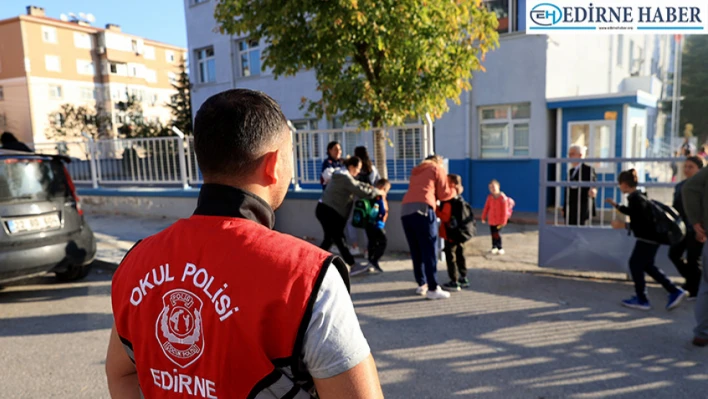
[[167, 58, 193, 135], [680, 35, 708, 144], [215, 0, 498, 178], [46, 103, 112, 141]]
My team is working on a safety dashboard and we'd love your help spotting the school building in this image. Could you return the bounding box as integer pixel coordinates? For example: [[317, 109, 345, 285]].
[[183, 0, 676, 214]]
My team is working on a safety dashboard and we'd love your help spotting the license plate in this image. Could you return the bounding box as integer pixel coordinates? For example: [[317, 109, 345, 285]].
[[5, 213, 61, 234]]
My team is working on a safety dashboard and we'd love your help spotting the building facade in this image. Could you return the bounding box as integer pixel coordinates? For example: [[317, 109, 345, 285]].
[[0, 6, 186, 144], [183, 0, 674, 213]]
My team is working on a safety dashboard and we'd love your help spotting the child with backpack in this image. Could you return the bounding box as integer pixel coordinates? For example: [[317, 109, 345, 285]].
[[606, 169, 687, 311], [351, 179, 391, 276], [437, 174, 474, 291], [481, 179, 512, 255]]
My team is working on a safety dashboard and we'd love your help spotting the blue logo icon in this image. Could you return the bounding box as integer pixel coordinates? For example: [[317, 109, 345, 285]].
[[530, 3, 563, 26]]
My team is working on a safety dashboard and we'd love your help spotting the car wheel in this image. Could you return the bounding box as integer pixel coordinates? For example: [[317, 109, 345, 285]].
[[55, 263, 93, 282]]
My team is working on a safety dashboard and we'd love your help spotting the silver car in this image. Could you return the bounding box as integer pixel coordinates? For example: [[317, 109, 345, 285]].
[[0, 149, 96, 284]]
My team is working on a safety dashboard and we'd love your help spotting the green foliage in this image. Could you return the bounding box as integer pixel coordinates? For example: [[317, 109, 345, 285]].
[[215, 0, 499, 176], [46, 103, 112, 141], [167, 58, 193, 135], [681, 35, 708, 142]]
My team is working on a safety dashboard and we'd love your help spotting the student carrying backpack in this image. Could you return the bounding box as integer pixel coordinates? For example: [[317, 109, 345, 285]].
[[606, 169, 687, 312], [438, 174, 474, 291]]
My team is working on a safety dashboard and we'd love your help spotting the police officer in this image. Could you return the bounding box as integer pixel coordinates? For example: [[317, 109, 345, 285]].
[[105, 89, 384, 398]]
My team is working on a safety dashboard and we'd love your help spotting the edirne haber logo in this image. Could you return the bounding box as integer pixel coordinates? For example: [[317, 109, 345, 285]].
[[526, 0, 708, 34]]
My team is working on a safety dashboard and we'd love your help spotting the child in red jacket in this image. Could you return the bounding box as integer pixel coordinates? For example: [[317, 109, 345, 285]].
[[481, 179, 509, 255]]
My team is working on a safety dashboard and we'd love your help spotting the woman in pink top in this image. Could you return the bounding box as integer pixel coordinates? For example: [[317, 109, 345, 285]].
[[401, 155, 456, 300], [481, 179, 509, 255]]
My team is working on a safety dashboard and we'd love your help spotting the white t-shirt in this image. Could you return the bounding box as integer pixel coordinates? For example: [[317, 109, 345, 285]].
[[301, 264, 370, 379]]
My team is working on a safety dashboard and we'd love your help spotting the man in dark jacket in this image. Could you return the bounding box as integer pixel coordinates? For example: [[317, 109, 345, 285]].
[[1, 132, 32, 152], [564, 144, 597, 225]]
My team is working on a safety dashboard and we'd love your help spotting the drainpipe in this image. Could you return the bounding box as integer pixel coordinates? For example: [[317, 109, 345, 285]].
[[608, 36, 614, 93]]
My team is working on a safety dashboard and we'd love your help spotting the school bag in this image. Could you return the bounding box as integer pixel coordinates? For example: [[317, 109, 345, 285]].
[[504, 194, 515, 219], [446, 197, 477, 244], [649, 199, 686, 245], [352, 198, 373, 229]]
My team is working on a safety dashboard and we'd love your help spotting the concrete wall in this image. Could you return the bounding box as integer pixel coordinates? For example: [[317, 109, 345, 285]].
[[80, 192, 412, 252]]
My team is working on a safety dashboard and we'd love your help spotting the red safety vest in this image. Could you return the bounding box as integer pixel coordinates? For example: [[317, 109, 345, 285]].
[[112, 215, 345, 398]]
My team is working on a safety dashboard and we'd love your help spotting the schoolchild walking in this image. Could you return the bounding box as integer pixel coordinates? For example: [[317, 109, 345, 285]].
[[606, 169, 687, 311], [481, 180, 509, 255]]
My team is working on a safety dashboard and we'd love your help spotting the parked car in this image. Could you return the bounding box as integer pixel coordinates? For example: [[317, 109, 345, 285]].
[[0, 149, 96, 285]]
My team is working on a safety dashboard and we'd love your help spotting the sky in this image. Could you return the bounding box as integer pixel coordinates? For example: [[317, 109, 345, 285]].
[[0, 0, 188, 48]]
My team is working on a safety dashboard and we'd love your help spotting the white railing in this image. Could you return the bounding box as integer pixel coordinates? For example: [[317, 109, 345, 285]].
[[30, 121, 432, 190], [539, 157, 685, 229], [291, 123, 433, 187]]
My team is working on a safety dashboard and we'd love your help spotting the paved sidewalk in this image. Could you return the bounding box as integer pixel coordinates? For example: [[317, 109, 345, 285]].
[[82, 212, 706, 398]]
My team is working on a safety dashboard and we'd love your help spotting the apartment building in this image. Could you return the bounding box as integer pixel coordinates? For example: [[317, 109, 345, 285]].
[[0, 5, 186, 144], [184, 0, 674, 212]]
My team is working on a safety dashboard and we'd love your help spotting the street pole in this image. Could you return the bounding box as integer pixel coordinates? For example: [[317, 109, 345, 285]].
[[670, 36, 680, 140]]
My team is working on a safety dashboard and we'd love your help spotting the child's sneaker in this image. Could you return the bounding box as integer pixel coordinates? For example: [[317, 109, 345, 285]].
[[368, 262, 384, 273], [426, 286, 451, 300], [350, 263, 370, 277], [350, 246, 362, 256], [415, 284, 428, 296], [442, 281, 461, 292], [621, 296, 651, 311], [666, 289, 687, 311], [490, 248, 499, 255], [498, 249, 505, 255], [458, 277, 470, 288]]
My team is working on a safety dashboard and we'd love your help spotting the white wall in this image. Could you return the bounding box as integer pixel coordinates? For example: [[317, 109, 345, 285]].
[[0, 77, 33, 144], [184, 0, 233, 116], [465, 34, 549, 159], [546, 34, 660, 99]]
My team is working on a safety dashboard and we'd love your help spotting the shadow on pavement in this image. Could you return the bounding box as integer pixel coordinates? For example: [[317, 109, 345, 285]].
[[351, 268, 704, 399], [0, 312, 113, 337]]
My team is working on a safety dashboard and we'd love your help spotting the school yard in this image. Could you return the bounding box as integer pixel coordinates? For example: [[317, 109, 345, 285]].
[[0, 213, 705, 398]]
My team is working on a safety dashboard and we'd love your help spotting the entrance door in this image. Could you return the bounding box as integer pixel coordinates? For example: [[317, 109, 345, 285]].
[[568, 121, 615, 173]]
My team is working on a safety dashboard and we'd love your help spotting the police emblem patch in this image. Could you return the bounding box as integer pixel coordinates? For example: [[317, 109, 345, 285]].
[[156, 289, 204, 368]]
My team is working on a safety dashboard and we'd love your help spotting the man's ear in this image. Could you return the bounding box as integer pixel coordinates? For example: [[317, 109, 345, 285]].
[[262, 149, 280, 185]]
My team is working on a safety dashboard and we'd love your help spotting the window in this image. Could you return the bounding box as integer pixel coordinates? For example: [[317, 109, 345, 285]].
[[479, 103, 530, 158], [145, 69, 157, 83], [192, 0, 209, 4], [238, 39, 261, 77], [74, 32, 92, 49], [617, 35, 624, 66], [0, 86, 4, 101], [166, 50, 175, 63], [396, 127, 423, 159], [144, 46, 155, 60], [128, 63, 144, 78], [80, 87, 95, 100], [196, 47, 216, 83], [484, 0, 514, 34], [42, 26, 57, 43], [293, 120, 320, 159], [48, 85, 62, 100], [569, 121, 614, 171], [168, 72, 178, 85], [45, 55, 61, 72], [149, 93, 159, 106], [53, 113, 65, 128], [109, 62, 128, 76], [76, 59, 94, 75]]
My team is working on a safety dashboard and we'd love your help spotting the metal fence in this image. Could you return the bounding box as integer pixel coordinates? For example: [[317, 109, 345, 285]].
[[291, 123, 433, 186], [30, 122, 431, 189], [538, 157, 686, 273]]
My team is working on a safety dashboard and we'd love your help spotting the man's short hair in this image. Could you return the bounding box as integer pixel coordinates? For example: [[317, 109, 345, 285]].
[[194, 89, 288, 179]]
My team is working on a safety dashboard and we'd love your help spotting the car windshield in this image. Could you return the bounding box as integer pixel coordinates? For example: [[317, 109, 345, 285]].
[[0, 158, 68, 202]]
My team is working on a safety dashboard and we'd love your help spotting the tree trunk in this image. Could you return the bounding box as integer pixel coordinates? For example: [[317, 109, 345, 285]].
[[373, 128, 388, 179]]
